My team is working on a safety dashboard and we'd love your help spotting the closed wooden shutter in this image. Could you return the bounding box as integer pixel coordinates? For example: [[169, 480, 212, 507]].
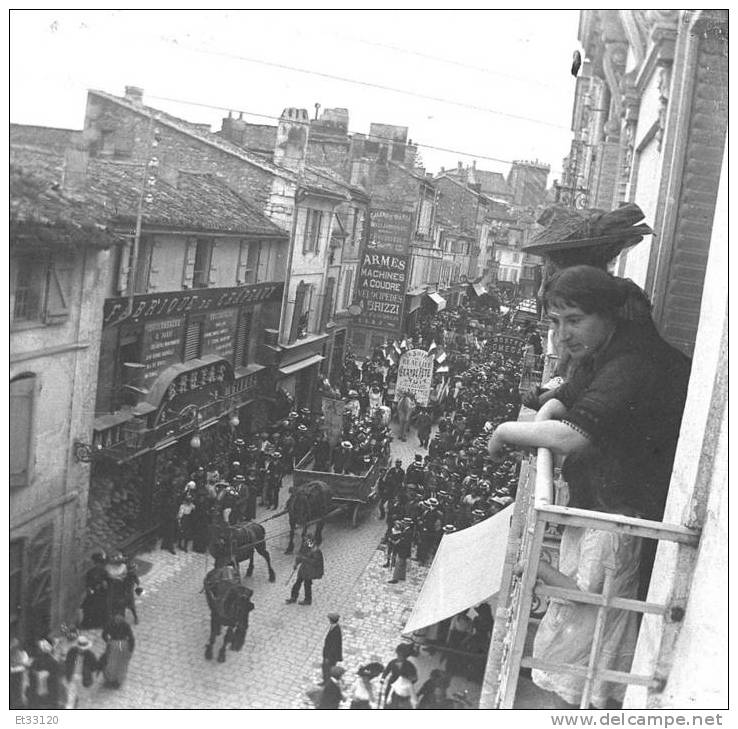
[[233, 310, 252, 368], [208, 240, 219, 286], [183, 319, 202, 361], [117, 243, 132, 295], [320, 277, 336, 331], [147, 238, 161, 291], [44, 257, 74, 323], [10, 374, 35, 488], [182, 238, 197, 289]]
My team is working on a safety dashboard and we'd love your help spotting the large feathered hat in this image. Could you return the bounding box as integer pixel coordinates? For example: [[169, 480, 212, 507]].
[[523, 203, 652, 262]]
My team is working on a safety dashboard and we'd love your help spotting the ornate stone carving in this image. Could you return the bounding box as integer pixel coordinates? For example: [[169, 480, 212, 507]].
[[656, 65, 672, 151]]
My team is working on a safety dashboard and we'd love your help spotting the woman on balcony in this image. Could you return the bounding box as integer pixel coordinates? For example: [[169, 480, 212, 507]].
[[487, 265, 690, 523]]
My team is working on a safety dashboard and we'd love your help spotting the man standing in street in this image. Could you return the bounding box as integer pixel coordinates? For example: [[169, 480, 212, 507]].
[[415, 407, 432, 448], [321, 613, 343, 684], [285, 535, 324, 606]]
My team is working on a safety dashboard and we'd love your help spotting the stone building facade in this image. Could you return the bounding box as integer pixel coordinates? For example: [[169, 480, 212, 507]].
[[10, 140, 120, 639]]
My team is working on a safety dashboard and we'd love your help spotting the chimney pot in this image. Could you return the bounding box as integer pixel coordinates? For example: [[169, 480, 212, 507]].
[[125, 86, 144, 105]]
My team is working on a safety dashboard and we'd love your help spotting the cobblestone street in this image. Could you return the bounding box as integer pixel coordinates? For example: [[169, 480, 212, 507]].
[[78, 424, 471, 710]]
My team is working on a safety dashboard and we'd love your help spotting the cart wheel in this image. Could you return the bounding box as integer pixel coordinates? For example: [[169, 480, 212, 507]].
[[352, 504, 361, 528]]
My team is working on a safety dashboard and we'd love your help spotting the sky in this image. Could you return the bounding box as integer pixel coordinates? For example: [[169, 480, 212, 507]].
[[10, 9, 581, 181]]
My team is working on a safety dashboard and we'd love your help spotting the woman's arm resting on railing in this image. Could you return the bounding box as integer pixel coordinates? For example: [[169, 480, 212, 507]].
[[513, 560, 579, 591], [534, 397, 568, 422], [488, 419, 590, 459]]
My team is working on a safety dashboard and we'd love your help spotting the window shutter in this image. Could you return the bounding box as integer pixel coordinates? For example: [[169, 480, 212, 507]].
[[147, 238, 161, 291], [314, 211, 324, 254], [289, 282, 308, 344], [10, 375, 35, 488], [183, 320, 202, 361], [320, 277, 336, 331], [117, 243, 132, 295], [236, 241, 249, 285], [257, 241, 269, 282], [182, 238, 197, 288], [233, 310, 252, 368], [44, 258, 74, 323], [208, 240, 219, 286], [301, 209, 311, 254]]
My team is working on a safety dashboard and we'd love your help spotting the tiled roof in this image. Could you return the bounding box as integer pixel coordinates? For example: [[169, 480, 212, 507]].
[[89, 89, 296, 182], [10, 144, 288, 239], [10, 124, 78, 152], [10, 146, 117, 248]]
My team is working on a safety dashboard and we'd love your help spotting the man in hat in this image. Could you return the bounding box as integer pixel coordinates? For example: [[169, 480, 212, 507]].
[[64, 634, 98, 708], [417, 497, 443, 565], [320, 613, 343, 685], [313, 432, 331, 472], [414, 407, 432, 449], [380, 643, 417, 707], [286, 535, 324, 606], [263, 451, 284, 510], [243, 466, 261, 521], [27, 639, 61, 709], [405, 454, 426, 489], [385, 458, 405, 494], [332, 440, 353, 475]]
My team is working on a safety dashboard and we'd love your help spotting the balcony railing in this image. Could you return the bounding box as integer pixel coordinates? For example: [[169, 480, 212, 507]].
[[481, 445, 701, 709]]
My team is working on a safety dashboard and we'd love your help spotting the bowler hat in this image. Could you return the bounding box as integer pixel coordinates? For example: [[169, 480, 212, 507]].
[[327, 612, 340, 623]]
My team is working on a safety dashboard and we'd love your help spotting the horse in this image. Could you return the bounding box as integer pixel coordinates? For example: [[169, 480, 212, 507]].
[[203, 563, 254, 662], [209, 519, 276, 582], [395, 392, 416, 441], [285, 480, 333, 554]]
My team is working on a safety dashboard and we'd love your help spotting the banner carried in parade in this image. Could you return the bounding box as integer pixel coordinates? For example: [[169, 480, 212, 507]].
[[321, 396, 345, 447], [394, 348, 435, 406], [354, 249, 409, 334], [489, 333, 525, 360]]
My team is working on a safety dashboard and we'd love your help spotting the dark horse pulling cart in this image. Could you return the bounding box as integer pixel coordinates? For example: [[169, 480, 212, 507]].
[[292, 447, 389, 529]]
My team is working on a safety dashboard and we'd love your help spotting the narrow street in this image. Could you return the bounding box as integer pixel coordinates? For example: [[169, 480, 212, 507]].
[[79, 425, 450, 709]]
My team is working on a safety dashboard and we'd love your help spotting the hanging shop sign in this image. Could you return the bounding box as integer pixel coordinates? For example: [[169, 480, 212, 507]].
[[489, 334, 525, 360], [394, 348, 435, 406], [354, 249, 409, 334], [103, 281, 284, 327], [142, 317, 185, 386], [368, 208, 414, 255], [202, 308, 238, 360]]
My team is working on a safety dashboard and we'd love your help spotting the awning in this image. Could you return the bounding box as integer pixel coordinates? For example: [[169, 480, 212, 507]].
[[426, 292, 447, 311], [402, 504, 513, 635], [471, 283, 487, 297], [278, 354, 325, 376]]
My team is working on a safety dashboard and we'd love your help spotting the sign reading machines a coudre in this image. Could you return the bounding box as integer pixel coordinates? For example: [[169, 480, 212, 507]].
[[355, 250, 409, 334], [394, 348, 435, 406]]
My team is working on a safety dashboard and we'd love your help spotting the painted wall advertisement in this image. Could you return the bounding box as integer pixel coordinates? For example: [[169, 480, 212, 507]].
[[394, 348, 435, 406], [355, 249, 409, 334], [368, 208, 414, 255], [202, 309, 238, 360]]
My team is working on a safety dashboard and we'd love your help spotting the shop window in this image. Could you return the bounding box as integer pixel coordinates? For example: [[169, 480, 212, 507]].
[[10, 373, 36, 488], [184, 319, 203, 361]]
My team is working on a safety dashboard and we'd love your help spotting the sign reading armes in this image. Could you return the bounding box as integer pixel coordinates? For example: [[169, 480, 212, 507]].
[[355, 250, 409, 334], [394, 348, 435, 407]]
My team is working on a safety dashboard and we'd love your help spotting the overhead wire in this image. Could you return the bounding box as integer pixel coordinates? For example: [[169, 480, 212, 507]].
[[154, 36, 571, 132], [146, 93, 566, 178]]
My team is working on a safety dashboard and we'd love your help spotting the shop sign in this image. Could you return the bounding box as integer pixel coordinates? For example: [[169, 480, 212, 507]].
[[355, 249, 409, 334], [202, 308, 238, 360], [394, 348, 435, 406], [142, 317, 185, 385], [369, 208, 413, 255], [490, 334, 525, 360], [103, 281, 284, 327]]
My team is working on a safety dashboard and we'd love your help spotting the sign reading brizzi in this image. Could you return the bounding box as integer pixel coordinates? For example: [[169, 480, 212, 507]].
[[355, 249, 409, 334], [394, 348, 435, 406]]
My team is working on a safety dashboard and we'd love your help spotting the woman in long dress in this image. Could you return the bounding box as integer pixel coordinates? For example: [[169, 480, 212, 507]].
[[101, 613, 135, 688]]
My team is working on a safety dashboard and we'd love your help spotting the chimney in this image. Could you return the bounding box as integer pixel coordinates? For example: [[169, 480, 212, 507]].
[[274, 108, 309, 172], [62, 138, 89, 196], [124, 85, 144, 106]]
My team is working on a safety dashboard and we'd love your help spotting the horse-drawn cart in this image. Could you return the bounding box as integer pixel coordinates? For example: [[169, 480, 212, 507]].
[[293, 449, 389, 527]]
